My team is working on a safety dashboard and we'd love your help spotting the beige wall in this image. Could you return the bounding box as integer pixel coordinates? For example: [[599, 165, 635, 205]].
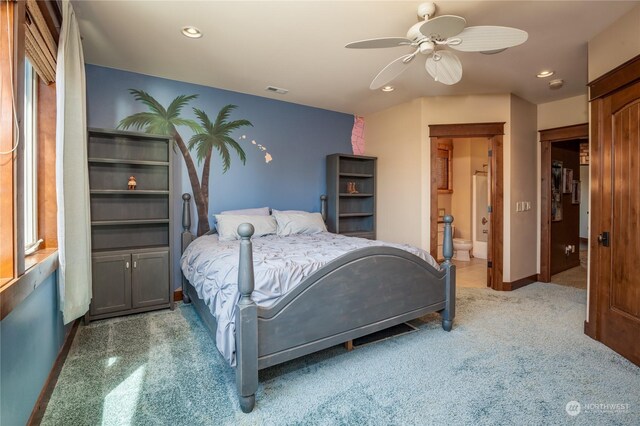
[[537, 94, 588, 130], [365, 99, 424, 248], [510, 94, 539, 281], [366, 93, 538, 283], [588, 3, 640, 81]]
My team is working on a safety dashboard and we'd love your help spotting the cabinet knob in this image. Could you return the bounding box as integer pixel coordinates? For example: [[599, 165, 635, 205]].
[[133, 261, 137, 268], [126, 262, 130, 269]]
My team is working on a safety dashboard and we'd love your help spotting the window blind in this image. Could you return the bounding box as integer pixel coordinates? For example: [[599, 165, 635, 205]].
[[24, 0, 57, 84]]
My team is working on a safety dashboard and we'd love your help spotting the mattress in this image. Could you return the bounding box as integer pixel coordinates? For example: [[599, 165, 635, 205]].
[[180, 232, 439, 366]]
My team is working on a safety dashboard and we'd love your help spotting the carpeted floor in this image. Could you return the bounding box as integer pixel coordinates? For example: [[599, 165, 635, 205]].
[[42, 284, 639, 425]]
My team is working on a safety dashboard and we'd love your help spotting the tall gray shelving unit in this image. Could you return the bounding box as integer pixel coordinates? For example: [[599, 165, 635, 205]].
[[87, 128, 173, 321], [326, 153, 377, 239]]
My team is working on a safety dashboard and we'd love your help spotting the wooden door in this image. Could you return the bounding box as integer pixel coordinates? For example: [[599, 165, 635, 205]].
[[90, 253, 132, 316], [593, 81, 640, 365], [131, 250, 170, 309]]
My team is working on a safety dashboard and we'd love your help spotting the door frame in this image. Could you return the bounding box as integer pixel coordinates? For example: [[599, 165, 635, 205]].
[[538, 123, 589, 283], [586, 54, 640, 351], [429, 122, 504, 290]]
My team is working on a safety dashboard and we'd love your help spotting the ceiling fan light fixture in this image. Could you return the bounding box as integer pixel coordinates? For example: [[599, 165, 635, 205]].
[[537, 70, 555, 78], [381, 85, 395, 92], [181, 26, 202, 39], [480, 48, 507, 55]]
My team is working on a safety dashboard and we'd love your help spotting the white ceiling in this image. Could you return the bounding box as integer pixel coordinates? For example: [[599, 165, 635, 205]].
[[73, 1, 639, 115]]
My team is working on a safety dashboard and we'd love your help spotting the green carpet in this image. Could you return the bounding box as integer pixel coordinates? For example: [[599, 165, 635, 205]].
[[42, 283, 639, 425]]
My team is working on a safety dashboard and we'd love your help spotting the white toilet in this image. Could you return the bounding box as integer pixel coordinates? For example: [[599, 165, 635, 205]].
[[453, 231, 473, 261]]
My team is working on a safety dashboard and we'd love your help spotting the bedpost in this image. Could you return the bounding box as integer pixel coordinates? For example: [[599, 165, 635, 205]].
[[320, 194, 327, 222], [441, 215, 456, 332], [236, 223, 258, 413], [181, 193, 193, 304]]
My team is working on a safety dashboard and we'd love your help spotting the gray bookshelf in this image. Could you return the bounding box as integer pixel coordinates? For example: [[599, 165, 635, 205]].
[[326, 153, 377, 239], [87, 128, 173, 321]]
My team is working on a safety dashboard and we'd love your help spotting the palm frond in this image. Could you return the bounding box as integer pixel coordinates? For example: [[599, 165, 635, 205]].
[[146, 121, 173, 136], [172, 118, 203, 134], [214, 143, 232, 173], [223, 137, 247, 165], [128, 89, 168, 117], [219, 119, 253, 135], [117, 112, 159, 131], [188, 133, 210, 153], [167, 94, 199, 120], [192, 108, 215, 133], [196, 138, 212, 164], [213, 104, 238, 129]]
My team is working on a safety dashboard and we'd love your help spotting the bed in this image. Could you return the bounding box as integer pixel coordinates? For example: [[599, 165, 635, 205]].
[[179, 193, 456, 413]]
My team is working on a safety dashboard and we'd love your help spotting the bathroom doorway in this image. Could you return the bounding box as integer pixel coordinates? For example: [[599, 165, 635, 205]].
[[429, 123, 504, 290]]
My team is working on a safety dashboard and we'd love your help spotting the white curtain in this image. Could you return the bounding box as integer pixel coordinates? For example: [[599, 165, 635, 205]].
[[56, 0, 91, 324]]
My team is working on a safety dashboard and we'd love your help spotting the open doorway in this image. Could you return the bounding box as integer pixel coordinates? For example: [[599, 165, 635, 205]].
[[429, 123, 504, 290], [539, 124, 589, 288], [435, 137, 490, 288]]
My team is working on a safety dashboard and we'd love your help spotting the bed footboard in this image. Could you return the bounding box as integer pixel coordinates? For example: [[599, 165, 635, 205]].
[[440, 215, 456, 331], [181, 194, 196, 304]]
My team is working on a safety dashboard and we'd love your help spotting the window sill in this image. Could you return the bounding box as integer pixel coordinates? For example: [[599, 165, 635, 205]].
[[0, 249, 58, 320]]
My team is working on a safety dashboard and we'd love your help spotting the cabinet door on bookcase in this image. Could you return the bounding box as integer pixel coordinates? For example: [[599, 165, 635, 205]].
[[131, 250, 170, 309], [90, 253, 132, 316]]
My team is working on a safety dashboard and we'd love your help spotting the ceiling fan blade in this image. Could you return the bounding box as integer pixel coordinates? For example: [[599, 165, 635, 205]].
[[447, 26, 528, 52], [345, 37, 413, 49], [419, 15, 467, 41], [425, 51, 462, 85], [370, 53, 416, 90]]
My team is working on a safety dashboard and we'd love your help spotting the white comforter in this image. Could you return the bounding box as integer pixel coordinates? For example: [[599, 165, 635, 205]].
[[180, 232, 439, 366]]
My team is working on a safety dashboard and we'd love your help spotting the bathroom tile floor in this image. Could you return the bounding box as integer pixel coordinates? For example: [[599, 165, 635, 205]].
[[452, 257, 488, 288]]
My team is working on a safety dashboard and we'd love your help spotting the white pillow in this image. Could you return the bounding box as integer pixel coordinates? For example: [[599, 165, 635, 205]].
[[220, 207, 269, 216], [214, 214, 277, 241], [273, 211, 327, 236], [272, 208, 307, 214]]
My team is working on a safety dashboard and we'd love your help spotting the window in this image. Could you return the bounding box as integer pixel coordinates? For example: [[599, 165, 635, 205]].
[[24, 59, 40, 254]]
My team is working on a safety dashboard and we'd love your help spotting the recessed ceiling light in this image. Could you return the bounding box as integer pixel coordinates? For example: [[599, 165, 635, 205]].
[[381, 85, 395, 92], [181, 26, 202, 39], [537, 70, 555, 78], [549, 79, 564, 90]]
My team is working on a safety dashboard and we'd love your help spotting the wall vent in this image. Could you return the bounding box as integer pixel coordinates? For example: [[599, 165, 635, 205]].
[[265, 86, 289, 95]]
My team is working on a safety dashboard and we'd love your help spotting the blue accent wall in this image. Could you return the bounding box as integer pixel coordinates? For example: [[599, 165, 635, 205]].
[[0, 272, 66, 425], [85, 65, 353, 214], [85, 65, 353, 288]]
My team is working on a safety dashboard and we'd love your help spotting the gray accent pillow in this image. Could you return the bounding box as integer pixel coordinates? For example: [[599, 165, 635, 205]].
[[214, 214, 277, 241], [220, 207, 270, 216], [273, 211, 327, 236]]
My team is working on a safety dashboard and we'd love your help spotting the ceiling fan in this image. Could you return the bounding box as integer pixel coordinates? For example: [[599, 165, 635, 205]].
[[346, 2, 528, 89]]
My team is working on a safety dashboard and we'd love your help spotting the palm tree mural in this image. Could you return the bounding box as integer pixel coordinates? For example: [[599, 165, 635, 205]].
[[118, 90, 252, 235], [189, 106, 252, 224]]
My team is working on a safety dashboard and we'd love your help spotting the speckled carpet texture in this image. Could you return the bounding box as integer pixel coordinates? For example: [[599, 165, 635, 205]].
[[42, 283, 639, 425]]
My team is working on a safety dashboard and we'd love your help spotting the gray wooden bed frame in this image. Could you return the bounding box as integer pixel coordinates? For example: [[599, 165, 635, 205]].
[[179, 193, 456, 413]]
